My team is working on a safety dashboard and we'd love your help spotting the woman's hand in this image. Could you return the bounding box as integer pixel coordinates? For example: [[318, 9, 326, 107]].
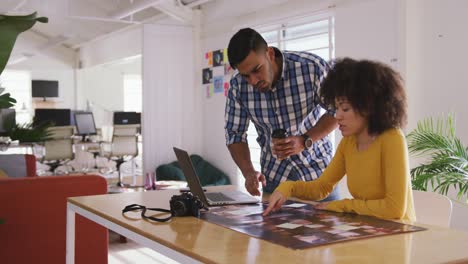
[[262, 191, 287, 216], [314, 201, 330, 211]]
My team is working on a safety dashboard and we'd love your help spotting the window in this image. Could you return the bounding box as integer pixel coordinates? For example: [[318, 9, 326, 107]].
[[0, 70, 32, 124], [245, 15, 335, 173], [123, 74, 142, 112]]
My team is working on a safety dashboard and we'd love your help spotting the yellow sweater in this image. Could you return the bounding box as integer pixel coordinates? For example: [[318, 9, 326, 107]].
[[275, 128, 416, 222]]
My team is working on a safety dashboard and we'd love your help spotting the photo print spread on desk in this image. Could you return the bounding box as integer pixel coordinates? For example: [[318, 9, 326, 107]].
[[199, 201, 426, 250]]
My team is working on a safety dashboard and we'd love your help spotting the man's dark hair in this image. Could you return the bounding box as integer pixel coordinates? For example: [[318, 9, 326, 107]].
[[320, 57, 407, 135], [227, 28, 268, 69]]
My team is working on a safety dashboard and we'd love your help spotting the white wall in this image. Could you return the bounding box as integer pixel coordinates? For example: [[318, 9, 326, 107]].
[[404, 0, 468, 231], [142, 23, 201, 175], [405, 0, 468, 142], [334, 0, 399, 69]]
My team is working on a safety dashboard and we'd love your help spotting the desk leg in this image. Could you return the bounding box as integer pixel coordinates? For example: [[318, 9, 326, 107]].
[[66, 203, 75, 264], [68, 202, 200, 263]]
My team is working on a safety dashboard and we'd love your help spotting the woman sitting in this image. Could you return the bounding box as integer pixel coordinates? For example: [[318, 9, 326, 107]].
[[263, 58, 415, 221]]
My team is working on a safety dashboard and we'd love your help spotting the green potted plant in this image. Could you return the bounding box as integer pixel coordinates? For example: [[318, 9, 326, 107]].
[[0, 87, 16, 109], [407, 114, 468, 203], [6, 121, 52, 143], [0, 12, 48, 224], [0, 12, 48, 140]]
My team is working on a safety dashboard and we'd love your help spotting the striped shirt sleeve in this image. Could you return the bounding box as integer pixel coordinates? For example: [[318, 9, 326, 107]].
[[224, 76, 250, 145]]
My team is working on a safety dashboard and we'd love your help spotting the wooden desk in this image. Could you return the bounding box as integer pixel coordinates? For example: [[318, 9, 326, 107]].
[[67, 185, 468, 264], [0, 142, 36, 154]]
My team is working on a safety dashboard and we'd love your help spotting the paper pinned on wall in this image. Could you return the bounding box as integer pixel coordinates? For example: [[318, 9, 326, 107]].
[[213, 76, 224, 94], [206, 51, 213, 67], [213, 49, 224, 67], [206, 84, 213, 98], [223, 48, 228, 65], [224, 82, 229, 96], [202, 68, 212, 84], [202, 48, 234, 98], [212, 65, 224, 76]]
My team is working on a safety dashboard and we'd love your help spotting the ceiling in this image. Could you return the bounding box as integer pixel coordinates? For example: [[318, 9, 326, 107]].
[[0, 0, 213, 65], [1, 0, 304, 67]]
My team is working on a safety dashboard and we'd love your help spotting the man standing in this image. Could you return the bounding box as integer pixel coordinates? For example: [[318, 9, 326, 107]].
[[225, 28, 339, 199]]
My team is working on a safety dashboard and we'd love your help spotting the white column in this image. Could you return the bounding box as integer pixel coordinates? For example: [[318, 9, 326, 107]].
[[66, 203, 76, 264]]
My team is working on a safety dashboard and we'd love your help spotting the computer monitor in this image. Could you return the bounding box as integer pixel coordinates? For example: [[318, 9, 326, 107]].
[[32, 80, 59, 101], [113, 111, 141, 125], [74, 112, 97, 142], [33, 108, 71, 127], [70, 110, 88, 126], [0, 109, 15, 136]]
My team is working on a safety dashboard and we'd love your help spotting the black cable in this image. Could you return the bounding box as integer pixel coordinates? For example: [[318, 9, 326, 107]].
[[122, 204, 172, 222]]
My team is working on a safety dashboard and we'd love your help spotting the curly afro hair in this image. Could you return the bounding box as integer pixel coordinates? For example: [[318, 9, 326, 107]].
[[320, 58, 407, 135]]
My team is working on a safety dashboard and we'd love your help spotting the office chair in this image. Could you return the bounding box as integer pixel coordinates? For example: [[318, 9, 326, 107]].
[[109, 124, 140, 188], [41, 126, 74, 175], [413, 190, 453, 227]]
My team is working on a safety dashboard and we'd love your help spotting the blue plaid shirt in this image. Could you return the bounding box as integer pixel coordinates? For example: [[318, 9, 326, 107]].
[[225, 49, 334, 192]]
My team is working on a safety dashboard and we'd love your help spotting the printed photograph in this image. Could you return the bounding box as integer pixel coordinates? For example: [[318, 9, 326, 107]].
[[202, 68, 213, 84], [200, 201, 426, 250], [213, 49, 224, 66]]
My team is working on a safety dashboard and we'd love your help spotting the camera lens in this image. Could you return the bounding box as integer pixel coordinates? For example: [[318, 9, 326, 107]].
[[171, 201, 187, 216]]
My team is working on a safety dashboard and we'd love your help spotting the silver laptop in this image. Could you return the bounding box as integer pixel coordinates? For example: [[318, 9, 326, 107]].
[[173, 147, 260, 207]]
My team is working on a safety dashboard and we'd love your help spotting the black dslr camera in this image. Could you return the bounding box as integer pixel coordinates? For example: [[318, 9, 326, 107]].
[[170, 192, 205, 217]]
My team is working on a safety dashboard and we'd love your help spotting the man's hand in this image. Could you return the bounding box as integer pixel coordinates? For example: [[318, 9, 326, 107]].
[[314, 202, 330, 211], [244, 171, 266, 196], [262, 191, 287, 216], [271, 135, 305, 160]]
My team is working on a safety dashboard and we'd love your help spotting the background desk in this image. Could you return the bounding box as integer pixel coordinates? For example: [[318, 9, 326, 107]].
[[67, 186, 468, 264]]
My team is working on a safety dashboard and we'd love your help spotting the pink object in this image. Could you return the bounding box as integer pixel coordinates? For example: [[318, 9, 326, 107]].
[[144, 172, 154, 190]]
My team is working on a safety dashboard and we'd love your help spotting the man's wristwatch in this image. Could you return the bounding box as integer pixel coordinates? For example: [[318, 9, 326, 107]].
[[302, 134, 314, 150]]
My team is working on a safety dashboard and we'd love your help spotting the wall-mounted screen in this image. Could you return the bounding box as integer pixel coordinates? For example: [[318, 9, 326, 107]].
[[32, 80, 59, 100]]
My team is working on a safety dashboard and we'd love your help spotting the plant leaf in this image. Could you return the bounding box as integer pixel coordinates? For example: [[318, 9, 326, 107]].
[[407, 113, 468, 201]]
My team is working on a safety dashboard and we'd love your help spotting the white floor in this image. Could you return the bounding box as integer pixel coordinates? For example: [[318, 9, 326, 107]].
[[108, 232, 179, 264]]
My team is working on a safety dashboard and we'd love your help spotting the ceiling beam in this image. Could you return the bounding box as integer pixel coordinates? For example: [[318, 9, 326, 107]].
[[68, 15, 140, 24], [72, 13, 167, 49], [110, 0, 163, 20], [72, 0, 215, 49], [152, 0, 193, 23]]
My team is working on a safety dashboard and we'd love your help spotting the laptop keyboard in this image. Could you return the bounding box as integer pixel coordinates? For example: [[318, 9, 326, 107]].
[[206, 192, 235, 202]]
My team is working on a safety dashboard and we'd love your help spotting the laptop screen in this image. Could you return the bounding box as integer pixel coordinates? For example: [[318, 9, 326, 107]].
[[173, 147, 210, 205]]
